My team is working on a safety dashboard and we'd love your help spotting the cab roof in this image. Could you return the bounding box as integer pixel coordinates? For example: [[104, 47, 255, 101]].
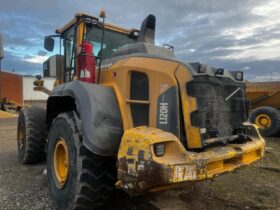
[[56, 12, 138, 35]]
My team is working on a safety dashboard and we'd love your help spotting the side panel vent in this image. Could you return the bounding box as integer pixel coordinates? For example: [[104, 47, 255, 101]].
[[130, 72, 149, 126]]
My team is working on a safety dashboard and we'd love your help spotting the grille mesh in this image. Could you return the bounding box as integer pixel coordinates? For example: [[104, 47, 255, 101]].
[[187, 76, 248, 142]]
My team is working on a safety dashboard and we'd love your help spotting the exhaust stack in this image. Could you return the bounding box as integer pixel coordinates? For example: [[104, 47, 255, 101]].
[[138, 14, 156, 44]]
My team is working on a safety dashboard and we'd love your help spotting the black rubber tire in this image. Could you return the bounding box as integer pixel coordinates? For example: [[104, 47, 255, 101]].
[[47, 112, 116, 210], [17, 107, 48, 164], [249, 106, 280, 137]]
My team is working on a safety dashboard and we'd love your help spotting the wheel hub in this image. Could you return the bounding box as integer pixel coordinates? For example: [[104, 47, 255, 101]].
[[54, 138, 69, 188], [255, 114, 271, 129], [19, 124, 24, 150]]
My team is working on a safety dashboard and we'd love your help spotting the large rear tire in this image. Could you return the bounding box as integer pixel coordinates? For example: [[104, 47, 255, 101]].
[[249, 106, 280, 137], [17, 107, 48, 164], [47, 112, 116, 210]]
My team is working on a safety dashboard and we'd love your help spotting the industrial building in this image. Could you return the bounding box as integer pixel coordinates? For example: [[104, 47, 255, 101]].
[[0, 70, 55, 107]]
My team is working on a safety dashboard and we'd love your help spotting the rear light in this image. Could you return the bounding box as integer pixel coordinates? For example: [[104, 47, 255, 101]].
[[154, 143, 165, 157]]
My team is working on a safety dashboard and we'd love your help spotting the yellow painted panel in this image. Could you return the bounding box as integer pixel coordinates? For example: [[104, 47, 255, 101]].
[[174, 65, 202, 148], [99, 57, 180, 130]]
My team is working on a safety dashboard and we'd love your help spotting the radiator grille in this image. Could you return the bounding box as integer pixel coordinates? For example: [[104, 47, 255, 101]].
[[187, 76, 248, 144]]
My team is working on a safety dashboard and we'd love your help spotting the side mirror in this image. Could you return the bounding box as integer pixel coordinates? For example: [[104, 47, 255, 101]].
[[0, 33, 4, 59], [44, 36, 54, 52]]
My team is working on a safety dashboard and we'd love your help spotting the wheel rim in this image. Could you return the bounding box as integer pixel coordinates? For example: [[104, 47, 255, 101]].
[[255, 114, 271, 129], [54, 138, 69, 188], [19, 124, 24, 150]]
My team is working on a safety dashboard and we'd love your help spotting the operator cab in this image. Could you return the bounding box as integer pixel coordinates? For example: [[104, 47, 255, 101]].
[[44, 13, 139, 83], [44, 13, 175, 84]]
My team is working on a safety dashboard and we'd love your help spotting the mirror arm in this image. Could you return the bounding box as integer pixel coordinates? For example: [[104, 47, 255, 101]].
[[46, 35, 61, 38]]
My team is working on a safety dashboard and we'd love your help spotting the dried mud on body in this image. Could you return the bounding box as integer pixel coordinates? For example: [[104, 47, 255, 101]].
[[0, 117, 279, 210]]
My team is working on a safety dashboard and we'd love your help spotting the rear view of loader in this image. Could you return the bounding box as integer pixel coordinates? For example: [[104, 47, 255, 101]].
[[16, 12, 265, 210], [247, 82, 280, 136]]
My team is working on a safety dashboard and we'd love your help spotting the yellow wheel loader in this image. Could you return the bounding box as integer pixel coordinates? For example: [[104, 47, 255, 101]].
[[17, 12, 265, 209]]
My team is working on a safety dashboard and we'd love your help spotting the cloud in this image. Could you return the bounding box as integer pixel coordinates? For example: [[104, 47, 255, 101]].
[[2, 51, 42, 75], [37, 50, 48, 56], [24, 55, 48, 64], [250, 72, 280, 82], [241, 66, 251, 71], [0, 0, 279, 81]]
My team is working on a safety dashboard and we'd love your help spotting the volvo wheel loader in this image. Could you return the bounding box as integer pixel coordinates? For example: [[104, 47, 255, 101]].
[[17, 12, 265, 209]]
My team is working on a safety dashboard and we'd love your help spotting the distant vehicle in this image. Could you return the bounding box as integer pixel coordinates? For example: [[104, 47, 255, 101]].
[[0, 71, 23, 112], [247, 81, 280, 136], [0, 71, 55, 112]]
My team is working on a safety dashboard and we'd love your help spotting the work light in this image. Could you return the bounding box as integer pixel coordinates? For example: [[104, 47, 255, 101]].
[[198, 64, 207, 73], [215, 68, 224, 75], [133, 31, 139, 37], [235, 71, 243, 81], [200, 128, 207, 134]]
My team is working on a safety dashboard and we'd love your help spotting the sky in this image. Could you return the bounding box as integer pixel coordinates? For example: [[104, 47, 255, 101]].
[[0, 0, 280, 81]]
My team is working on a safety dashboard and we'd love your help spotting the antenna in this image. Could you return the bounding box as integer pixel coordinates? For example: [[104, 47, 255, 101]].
[[97, 10, 106, 84]]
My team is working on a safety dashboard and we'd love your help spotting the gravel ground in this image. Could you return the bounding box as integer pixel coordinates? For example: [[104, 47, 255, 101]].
[[0, 117, 279, 210]]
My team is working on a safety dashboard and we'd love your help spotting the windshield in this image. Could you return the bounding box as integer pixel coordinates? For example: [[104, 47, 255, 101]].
[[86, 24, 136, 60], [61, 22, 136, 82]]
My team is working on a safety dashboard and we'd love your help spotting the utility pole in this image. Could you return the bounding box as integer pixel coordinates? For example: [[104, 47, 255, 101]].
[[0, 33, 4, 70], [0, 33, 4, 104]]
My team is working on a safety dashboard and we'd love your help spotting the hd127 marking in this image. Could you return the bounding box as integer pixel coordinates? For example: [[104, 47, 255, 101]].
[[159, 102, 168, 125]]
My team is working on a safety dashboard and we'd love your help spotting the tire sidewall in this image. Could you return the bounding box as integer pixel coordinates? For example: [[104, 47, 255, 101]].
[[47, 114, 78, 210], [249, 107, 279, 136]]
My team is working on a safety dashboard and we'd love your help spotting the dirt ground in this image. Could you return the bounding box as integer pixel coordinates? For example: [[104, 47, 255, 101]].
[[0, 117, 279, 210]]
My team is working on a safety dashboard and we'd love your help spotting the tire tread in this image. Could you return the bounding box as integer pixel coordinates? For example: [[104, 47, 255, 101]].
[[18, 107, 47, 164], [249, 106, 280, 136], [49, 112, 116, 209]]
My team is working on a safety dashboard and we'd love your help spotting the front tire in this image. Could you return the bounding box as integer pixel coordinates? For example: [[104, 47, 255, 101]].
[[17, 107, 47, 164], [47, 112, 116, 210]]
